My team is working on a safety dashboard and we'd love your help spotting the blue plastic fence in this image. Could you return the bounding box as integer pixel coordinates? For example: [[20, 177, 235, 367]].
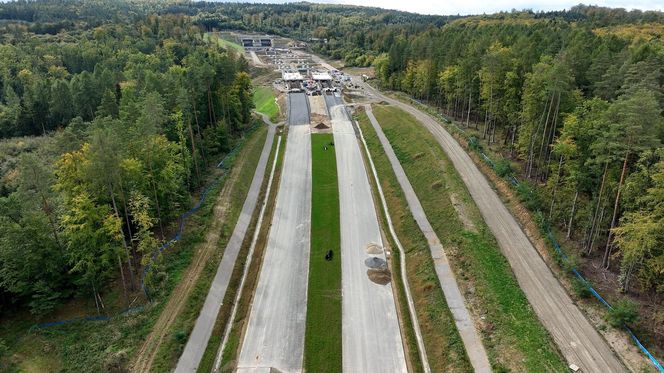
[[476, 148, 663, 372], [141, 125, 256, 299], [36, 124, 259, 330]]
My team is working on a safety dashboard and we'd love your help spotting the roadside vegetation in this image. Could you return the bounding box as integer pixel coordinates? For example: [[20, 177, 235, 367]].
[[0, 125, 266, 372], [149, 125, 268, 371], [304, 134, 342, 372], [363, 104, 567, 372], [0, 3, 257, 370], [253, 86, 280, 122]]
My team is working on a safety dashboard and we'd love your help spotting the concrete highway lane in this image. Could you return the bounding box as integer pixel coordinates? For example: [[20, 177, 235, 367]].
[[288, 91, 310, 126], [237, 93, 312, 373], [174, 121, 275, 373], [326, 95, 408, 373]]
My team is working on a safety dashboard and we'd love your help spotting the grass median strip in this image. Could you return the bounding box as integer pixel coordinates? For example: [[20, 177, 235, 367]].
[[361, 104, 566, 372], [304, 134, 342, 372]]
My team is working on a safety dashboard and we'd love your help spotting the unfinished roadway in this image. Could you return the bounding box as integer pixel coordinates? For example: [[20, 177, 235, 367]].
[[236, 92, 312, 373], [365, 105, 491, 372], [325, 95, 408, 373], [174, 117, 276, 373], [360, 82, 625, 373]]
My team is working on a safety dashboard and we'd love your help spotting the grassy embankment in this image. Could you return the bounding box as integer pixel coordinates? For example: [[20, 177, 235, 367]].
[[215, 128, 287, 371], [253, 86, 280, 123], [196, 125, 282, 372], [359, 104, 567, 372], [0, 125, 269, 372], [203, 33, 244, 53], [150, 125, 269, 372], [304, 134, 342, 372]]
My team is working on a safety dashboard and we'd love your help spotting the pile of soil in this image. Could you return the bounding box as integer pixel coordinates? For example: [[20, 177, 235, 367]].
[[314, 122, 329, 129], [365, 256, 387, 269], [365, 243, 383, 254], [367, 268, 391, 285]]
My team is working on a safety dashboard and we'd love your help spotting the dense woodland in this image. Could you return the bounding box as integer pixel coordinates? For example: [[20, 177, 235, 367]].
[[0, 0, 663, 350], [0, 0, 255, 315], [369, 9, 664, 298]]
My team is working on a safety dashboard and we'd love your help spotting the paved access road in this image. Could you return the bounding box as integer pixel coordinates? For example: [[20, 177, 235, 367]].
[[175, 120, 276, 373], [326, 95, 407, 373], [361, 83, 624, 373], [237, 93, 312, 373], [288, 91, 310, 126], [365, 105, 491, 372]]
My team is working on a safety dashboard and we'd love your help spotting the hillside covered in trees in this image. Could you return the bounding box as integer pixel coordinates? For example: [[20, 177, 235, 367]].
[[0, 0, 255, 318]]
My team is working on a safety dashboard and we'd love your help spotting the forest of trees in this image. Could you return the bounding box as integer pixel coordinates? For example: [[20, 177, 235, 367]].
[[369, 11, 664, 299], [0, 1, 255, 315]]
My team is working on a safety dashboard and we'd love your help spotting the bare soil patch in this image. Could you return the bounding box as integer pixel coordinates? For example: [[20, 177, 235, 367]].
[[367, 268, 392, 285], [365, 243, 383, 255], [449, 193, 477, 233], [131, 139, 257, 373]]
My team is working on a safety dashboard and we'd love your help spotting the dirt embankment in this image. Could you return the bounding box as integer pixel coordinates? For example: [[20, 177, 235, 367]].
[[131, 146, 253, 373]]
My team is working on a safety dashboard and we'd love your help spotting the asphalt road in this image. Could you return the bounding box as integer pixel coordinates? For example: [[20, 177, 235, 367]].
[[361, 83, 625, 373], [365, 105, 491, 372], [175, 120, 276, 373], [327, 95, 408, 373], [237, 93, 312, 372], [288, 92, 310, 125]]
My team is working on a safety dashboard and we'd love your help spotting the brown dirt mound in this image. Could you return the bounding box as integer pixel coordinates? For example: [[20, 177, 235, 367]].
[[367, 268, 391, 285], [314, 122, 329, 129], [365, 243, 383, 254]]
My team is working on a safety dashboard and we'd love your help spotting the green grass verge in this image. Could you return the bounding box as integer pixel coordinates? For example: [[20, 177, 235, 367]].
[[204, 33, 244, 53], [366, 104, 567, 372], [356, 110, 472, 373], [150, 125, 269, 372], [253, 86, 280, 122], [304, 134, 342, 372]]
